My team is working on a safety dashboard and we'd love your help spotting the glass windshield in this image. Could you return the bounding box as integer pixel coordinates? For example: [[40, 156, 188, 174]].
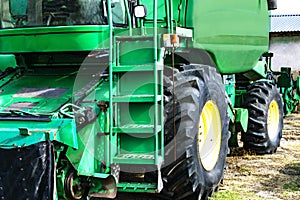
[[0, 0, 109, 28]]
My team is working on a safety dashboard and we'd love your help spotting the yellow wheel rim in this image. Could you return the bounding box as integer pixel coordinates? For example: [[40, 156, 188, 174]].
[[197, 100, 222, 171], [268, 100, 280, 141]]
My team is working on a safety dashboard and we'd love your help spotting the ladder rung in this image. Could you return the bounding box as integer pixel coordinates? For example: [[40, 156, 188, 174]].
[[117, 182, 157, 192], [115, 36, 154, 42], [113, 95, 162, 102], [113, 153, 155, 164], [113, 124, 161, 134], [112, 64, 162, 72]]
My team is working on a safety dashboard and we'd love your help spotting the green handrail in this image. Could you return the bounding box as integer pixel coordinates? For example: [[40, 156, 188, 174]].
[[108, 0, 113, 165], [153, 0, 159, 165]]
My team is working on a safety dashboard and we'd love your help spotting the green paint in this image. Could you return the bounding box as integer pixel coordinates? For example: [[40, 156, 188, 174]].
[[185, 0, 269, 74], [0, 26, 110, 53], [0, 68, 75, 113], [0, 119, 77, 149], [0, 54, 17, 70], [243, 60, 268, 81], [235, 108, 249, 133]]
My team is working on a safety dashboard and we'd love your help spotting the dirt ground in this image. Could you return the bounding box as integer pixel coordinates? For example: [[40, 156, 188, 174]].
[[213, 112, 300, 200]]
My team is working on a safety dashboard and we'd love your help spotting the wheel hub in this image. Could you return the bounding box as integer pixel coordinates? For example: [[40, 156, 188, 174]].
[[268, 100, 280, 141], [65, 170, 87, 200], [197, 100, 222, 171]]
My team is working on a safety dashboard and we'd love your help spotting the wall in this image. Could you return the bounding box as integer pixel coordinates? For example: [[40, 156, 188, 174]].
[[270, 35, 300, 73]]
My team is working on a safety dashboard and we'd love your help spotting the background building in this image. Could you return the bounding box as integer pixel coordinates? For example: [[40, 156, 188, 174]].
[[270, 14, 300, 71]]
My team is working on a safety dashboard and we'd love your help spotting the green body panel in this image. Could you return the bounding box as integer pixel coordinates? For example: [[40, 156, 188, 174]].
[[0, 118, 77, 149], [242, 60, 268, 81], [184, 0, 269, 74], [297, 76, 300, 95], [66, 121, 106, 175], [0, 68, 75, 113], [0, 26, 110, 53], [0, 1, 269, 74], [117, 182, 157, 193], [0, 54, 17, 70], [235, 108, 249, 133]]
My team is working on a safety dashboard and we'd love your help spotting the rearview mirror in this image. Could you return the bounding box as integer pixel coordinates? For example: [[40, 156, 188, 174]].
[[134, 5, 147, 18]]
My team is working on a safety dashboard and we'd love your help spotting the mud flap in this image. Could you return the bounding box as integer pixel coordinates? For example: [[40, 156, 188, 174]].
[[0, 141, 55, 200]]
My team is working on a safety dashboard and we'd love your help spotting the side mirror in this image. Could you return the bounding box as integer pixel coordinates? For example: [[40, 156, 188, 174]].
[[267, 0, 277, 10], [134, 5, 147, 18]]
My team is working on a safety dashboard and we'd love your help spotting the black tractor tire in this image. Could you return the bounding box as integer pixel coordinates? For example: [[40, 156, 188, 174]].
[[161, 65, 229, 200], [242, 81, 284, 154]]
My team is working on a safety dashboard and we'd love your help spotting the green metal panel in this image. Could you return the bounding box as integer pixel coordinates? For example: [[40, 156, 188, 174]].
[[119, 71, 156, 95], [140, 0, 167, 27], [66, 121, 106, 175], [0, 54, 17, 70], [297, 76, 300, 94], [117, 182, 157, 193], [242, 60, 268, 81], [0, 69, 75, 113], [0, 119, 77, 149], [235, 108, 249, 133], [183, 0, 269, 74], [118, 38, 155, 65], [0, 26, 110, 53], [120, 134, 155, 154]]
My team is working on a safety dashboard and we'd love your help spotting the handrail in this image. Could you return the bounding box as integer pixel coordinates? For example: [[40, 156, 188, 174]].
[[107, 0, 114, 165], [124, 0, 132, 36]]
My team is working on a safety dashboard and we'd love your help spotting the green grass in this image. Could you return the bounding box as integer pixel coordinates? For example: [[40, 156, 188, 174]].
[[240, 167, 251, 173], [210, 190, 243, 200], [283, 182, 299, 192]]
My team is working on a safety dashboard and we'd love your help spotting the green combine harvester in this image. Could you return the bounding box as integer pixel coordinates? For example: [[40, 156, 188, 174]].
[[0, 0, 299, 199]]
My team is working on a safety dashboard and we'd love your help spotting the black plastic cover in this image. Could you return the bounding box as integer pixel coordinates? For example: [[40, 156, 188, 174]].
[[0, 141, 55, 200], [267, 0, 277, 10]]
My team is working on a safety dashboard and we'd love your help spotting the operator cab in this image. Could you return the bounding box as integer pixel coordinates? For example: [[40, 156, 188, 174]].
[[0, 0, 128, 28]]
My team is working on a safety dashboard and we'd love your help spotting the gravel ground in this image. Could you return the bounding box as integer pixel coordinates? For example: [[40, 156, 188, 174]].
[[214, 112, 300, 200]]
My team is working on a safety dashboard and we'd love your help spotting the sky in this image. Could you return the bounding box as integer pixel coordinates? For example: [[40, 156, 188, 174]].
[[272, 0, 300, 14]]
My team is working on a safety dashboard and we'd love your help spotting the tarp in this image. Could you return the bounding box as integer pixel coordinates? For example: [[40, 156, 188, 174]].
[[0, 141, 55, 200]]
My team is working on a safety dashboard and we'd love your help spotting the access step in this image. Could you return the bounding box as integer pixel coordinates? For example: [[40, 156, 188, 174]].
[[117, 182, 158, 193], [113, 153, 156, 164], [113, 95, 162, 102], [113, 124, 161, 134], [115, 35, 154, 42], [112, 64, 163, 72]]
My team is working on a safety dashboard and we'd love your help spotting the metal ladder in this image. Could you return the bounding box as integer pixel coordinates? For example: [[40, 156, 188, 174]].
[[106, 0, 164, 193]]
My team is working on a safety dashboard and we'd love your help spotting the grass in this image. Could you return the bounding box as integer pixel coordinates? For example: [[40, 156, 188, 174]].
[[283, 182, 299, 191], [240, 167, 251, 173], [209, 190, 254, 200], [210, 191, 243, 200]]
